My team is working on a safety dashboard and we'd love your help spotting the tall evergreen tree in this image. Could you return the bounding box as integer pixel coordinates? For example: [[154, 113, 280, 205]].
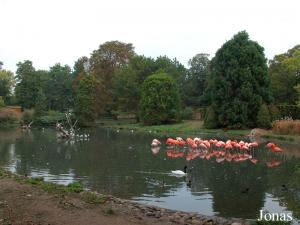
[[207, 31, 271, 128]]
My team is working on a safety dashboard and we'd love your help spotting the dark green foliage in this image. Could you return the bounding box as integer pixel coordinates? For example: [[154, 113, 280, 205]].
[[277, 105, 300, 119], [113, 55, 186, 117], [0, 96, 4, 108], [181, 107, 194, 120], [269, 45, 300, 104], [44, 63, 73, 111], [208, 31, 271, 128], [113, 55, 156, 113], [204, 106, 217, 128], [256, 104, 271, 128], [184, 53, 210, 107], [34, 111, 65, 126], [34, 89, 47, 117], [75, 75, 99, 126], [139, 73, 181, 125], [268, 104, 281, 121], [15, 61, 40, 108]]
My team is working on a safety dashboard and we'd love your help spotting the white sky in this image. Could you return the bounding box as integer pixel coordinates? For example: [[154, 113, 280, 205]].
[[0, 0, 299, 72]]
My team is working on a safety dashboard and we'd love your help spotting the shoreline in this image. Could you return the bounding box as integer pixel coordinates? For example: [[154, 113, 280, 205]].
[[0, 169, 249, 225], [97, 119, 300, 143]]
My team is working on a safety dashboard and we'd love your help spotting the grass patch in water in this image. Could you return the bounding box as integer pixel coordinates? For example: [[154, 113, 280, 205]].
[[24, 176, 84, 194]]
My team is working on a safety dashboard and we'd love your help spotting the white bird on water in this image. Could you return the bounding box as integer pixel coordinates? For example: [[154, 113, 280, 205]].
[[171, 166, 188, 176]]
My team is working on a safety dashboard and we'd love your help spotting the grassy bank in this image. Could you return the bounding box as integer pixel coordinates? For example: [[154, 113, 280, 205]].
[[97, 119, 300, 142], [98, 119, 250, 138]]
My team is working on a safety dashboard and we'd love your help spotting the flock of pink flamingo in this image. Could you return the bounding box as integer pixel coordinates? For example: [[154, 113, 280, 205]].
[[151, 137, 283, 167]]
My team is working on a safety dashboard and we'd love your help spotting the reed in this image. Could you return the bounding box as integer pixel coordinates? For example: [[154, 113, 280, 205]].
[[272, 117, 300, 136]]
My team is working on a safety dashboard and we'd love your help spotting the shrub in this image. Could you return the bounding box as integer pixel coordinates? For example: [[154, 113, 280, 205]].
[[277, 105, 300, 119], [204, 106, 217, 128], [34, 110, 65, 126], [22, 109, 34, 124], [0, 108, 19, 128], [272, 118, 300, 135], [257, 104, 271, 128], [139, 73, 181, 125], [0, 96, 5, 108], [268, 104, 280, 121], [181, 107, 194, 120]]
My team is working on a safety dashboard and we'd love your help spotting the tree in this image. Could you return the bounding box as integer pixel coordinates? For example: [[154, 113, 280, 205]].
[[113, 55, 186, 116], [44, 63, 73, 111], [256, 104, 271, 128], [269, 45, 300, 104], [72, 56, 89, 79], [184, 53, 210, 107], [139, 72, 181, 125], [0, 96, 5, 108], [209, 31, 271, 128], [295, 84, 300, 107], [90, 41, 135, 114], [0, 69, 15, 103], [74, 75, 99, 125], [34, 88, 47, 117], [15, 60, 40, 108], [113, 55, 156, 113]]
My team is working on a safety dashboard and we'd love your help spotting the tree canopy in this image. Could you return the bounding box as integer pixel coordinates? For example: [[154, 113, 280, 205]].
[[139, 72, 181, 125], [207, 31, 271, 128], [269, 45, 300, 104]]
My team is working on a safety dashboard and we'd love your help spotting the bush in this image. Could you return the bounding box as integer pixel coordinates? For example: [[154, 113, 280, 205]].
[[22, 109, 34, 124], [268, 104, 280, 121], [0, 96, 5, 108], [139, 72, 181, 125], [277, 105, 300, 119], [204, 106, 217, 128], [272, 118, 300, 135], [34, 111, 65, 126], [256, 104, 271, 128], [181, 107, 194, 120], [0, 108, 19, 128]]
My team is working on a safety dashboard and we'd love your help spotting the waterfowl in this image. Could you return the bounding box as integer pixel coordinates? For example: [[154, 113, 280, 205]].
[[241, 187, 249, 194], [151, 139, 161, 147], [171, 166, 187, 175]]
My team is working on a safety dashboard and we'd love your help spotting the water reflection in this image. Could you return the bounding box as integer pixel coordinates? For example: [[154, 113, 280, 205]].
[[0, 128, 299, 223]]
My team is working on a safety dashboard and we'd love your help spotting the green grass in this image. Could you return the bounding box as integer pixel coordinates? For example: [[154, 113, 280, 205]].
[[82, 192, 107, 204], [98, 119, 251, 138], [99, 119, 300, 142], [23, 176, 84, 194]]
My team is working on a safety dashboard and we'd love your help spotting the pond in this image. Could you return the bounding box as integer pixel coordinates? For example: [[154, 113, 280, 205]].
[[0, 128, 299, 223]]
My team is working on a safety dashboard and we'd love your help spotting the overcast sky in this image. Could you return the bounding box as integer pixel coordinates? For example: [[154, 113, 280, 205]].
[[0, 0, 299, 72]]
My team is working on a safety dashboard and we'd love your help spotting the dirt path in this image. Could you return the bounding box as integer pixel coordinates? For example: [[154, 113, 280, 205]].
[[0, 174, 246, 225]]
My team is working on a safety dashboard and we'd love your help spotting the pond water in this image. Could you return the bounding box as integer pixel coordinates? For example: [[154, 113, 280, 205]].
[[0, 128, 300, 223]]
